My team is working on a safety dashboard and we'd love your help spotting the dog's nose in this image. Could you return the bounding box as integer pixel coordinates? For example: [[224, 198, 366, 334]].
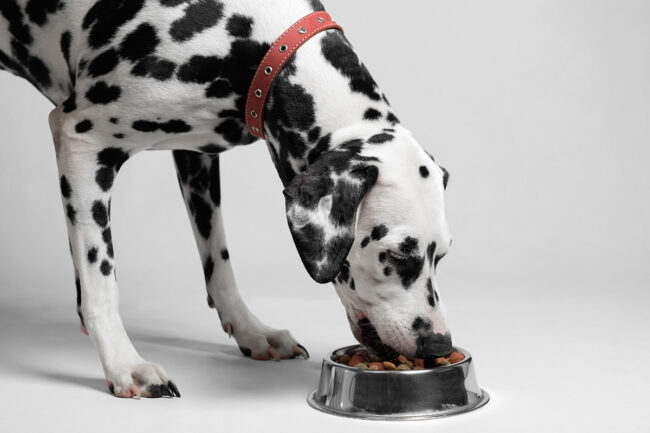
[[415, 332, 452, 358]]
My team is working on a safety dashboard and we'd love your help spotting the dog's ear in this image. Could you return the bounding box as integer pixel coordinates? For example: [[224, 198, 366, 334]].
[[283, 149, 379, 284]]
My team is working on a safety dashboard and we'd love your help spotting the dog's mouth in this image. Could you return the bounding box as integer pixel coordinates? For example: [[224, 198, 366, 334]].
[[355, 312, 400, 361]]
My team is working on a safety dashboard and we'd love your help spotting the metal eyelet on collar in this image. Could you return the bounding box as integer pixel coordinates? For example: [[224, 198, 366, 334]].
[[250, 110, 258, 118], [255, 89, 262, 98], [279, 44, 288, 52], [264, 66, 273, 75], [252, 126, 260, 133], [317, 17, 325, 23], [298, 27, 307, 34]]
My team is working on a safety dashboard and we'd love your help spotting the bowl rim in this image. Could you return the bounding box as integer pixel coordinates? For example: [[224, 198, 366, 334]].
[[325, 344, 472, 374]]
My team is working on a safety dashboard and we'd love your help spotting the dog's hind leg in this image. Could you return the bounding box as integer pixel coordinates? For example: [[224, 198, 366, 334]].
[[49, 107, 180, 398], [173, 150, 309, 361]]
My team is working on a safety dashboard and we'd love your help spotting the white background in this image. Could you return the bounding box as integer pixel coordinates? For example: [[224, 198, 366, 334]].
[[1, 0, 649, 431]]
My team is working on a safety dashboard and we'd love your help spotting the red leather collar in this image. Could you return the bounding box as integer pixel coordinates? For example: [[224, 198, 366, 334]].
[[245, 11, 343, 140]]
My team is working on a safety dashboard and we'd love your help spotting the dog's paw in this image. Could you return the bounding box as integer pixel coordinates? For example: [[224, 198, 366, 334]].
[[105, 361, 180, 398], [222, 322, 309, 361]]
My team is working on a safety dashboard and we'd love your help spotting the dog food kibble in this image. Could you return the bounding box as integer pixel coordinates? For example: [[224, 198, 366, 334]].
[[449, 351, 465, 364], [335, 348, 465, 370]]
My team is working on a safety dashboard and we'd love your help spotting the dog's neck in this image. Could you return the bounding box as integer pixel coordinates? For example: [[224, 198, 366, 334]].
[[259, 31, 400, 186]]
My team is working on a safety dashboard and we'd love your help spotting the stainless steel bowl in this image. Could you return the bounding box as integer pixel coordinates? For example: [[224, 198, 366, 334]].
[[307, 344, 489, 421]]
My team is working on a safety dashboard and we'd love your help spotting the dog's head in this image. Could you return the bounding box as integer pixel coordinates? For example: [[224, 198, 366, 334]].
[[283, 126, 452, 359]]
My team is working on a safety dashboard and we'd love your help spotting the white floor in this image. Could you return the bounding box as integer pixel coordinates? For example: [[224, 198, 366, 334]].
[[1, 280, 648, 433]]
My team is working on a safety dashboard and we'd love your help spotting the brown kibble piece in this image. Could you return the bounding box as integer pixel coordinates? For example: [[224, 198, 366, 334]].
[[413, 366, 424, 370], [396, 364, 411, 371], [349, 355, 365, 367], [413, 358, 425, 368], [382, 361, 397, 370], [449, 351, 464, 364], [397, 355, 409, 364], [338, 354, 351, 364], [355, 362, 369, 369], [369, 362, 384, 371]]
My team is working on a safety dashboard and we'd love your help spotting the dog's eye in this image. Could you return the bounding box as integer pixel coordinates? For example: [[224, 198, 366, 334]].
[[387, 250, 408, 263]]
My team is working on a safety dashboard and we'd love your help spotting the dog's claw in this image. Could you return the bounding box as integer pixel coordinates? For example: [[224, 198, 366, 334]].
[[224, 323, 233, 337], [294, 344, 310, 359], [268, 347, 281, 361], [167, 380, 181, 397], [207, 294, 215, 309], [80, 324, 89, 335]]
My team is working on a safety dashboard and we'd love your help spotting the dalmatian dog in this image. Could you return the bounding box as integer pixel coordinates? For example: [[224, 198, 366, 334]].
[[0, 0, 453, 398]]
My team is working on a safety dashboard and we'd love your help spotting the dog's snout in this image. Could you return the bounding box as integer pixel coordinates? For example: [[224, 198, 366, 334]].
[[415, 332, 452, 358]]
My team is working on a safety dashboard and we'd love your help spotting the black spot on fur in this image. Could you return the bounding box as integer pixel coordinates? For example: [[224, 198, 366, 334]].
[[160, 0, 187, 6], [25, 0, 63, 26], [97, 148, 129, 170], [360, 237, 370, 248], [75, 120, 93, 133], [227, 14, 253, 38], [441, 166, 449, 189], [386, 112, 400, 124], [0, 1, 33, 45], [60, 31, 72, 80], [371, 224, 388, 240], [170, 0, 224, 42], [203, 255, 214, 282], [62, 92, 76, 112], [308, 127, 321, 143], [220, 249, 229, 261], [200, 143, 226, 153], [60, 176, 71, 198], [88, 48, 119, 77], [426, 242, 437, 266], [113, 133, 124, 139], [102, 228, 113, 258], [87, 247, 98, 264], [378, 252, 387, 263], [420, 166, 430, 178], [434, 253, 446, 268], [82, 0, 146, 49], [120, 23, 160, 62], [177, 55, 223, 83], [66, 204, 76, 224], [9, 39, 52, 88], [91, 201, 109, 227], [86, 81, 121, 104], [368, 133, 394, 144], [205, 79, 232, 98], [95, 167, 114, 191], [383, 266, 392, 276], [349, 278, 355, 290], [321, 32, 381, 101], [363, 108, 382, 120], [100, 259, 113, 276], [412, 316, 432, 332], [132, 56, 176, 80], [399, 237, 418, 255], [190, 193, 212, 239], [132, 119, 191, 133], [109, 117, 118, 124], [426, 278, 437, 307]]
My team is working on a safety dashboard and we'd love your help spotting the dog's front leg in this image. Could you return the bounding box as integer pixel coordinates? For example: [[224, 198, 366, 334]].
[[50, 107, 179, 398], [172, 150, 308, 361]]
